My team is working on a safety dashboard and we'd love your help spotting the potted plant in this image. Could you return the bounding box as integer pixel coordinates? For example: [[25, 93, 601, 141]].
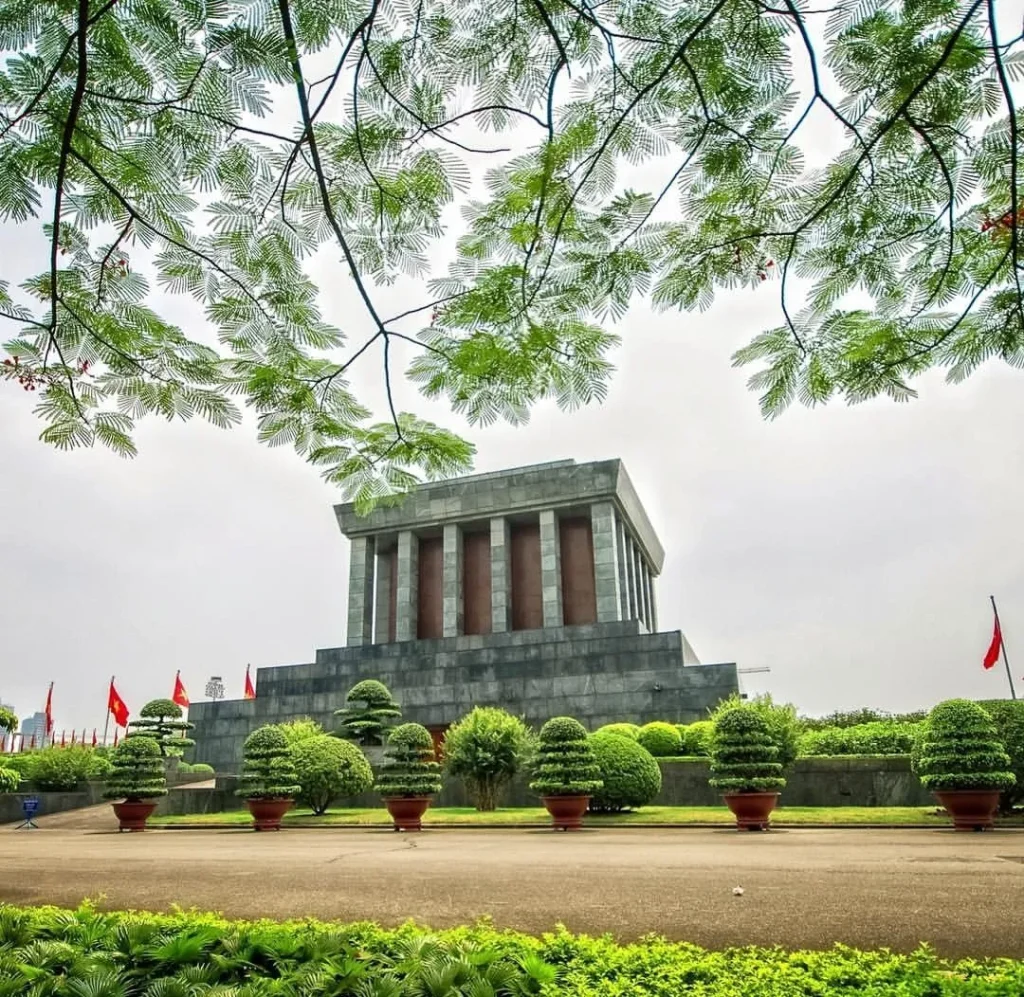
[[709, 705, 785, 830], [529, 716, 602, 830], [375, 723, 443, 830], [237, 725, 300, 830], [103, 735, 167, 831], [916, 699, 1016, 831], [335, 679, 402, 746]]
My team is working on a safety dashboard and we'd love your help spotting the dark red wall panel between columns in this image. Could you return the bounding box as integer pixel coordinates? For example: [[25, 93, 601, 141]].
[[510, 522, 542, 631], [463, 530, 492, 635], [417, 537, 444, 639], [560, 516, 597, 625]]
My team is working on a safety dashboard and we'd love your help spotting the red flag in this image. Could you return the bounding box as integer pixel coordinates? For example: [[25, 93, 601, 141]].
[[244, 664, 256, 700], [44, 681, 54, 735], [107, 680, 129, 727], [172, 671, 190, 709], [984, 616, 1003, 670], [91, 729, 97, 747]]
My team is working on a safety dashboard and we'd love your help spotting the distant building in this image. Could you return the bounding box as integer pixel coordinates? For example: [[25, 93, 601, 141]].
[[19, 711, 46, 748]]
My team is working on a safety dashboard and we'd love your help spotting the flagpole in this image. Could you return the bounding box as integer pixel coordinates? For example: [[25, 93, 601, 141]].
[[990, 596, 1017, 700], [103, 675, 113, 746]]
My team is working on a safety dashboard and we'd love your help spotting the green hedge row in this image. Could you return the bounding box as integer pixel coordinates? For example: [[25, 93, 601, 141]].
[[2, 905, 1022, 996]]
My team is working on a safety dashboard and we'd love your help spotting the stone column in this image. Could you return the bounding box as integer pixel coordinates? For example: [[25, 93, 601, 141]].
[[635, 548, 649, 631], [373, 547, 392, 644], [623, 531, 639, 622], [590, 502, 621, 623], [442, 523, 463, 638], [614, 514, 630, 620], [346, 535, 375, 647], [645, 566, 658, 632], [539, 509, 563, 628], [395, 530, 418, 641], [490, 516, 511, 633]]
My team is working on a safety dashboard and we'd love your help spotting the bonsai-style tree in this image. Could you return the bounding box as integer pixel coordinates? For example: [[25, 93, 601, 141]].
[[237, 726, 300, 801], [103, 736, 167, 802], [588, 732, 661, 813], [335, 680, 402, 746], [637, 722, 682, 757], [291, 734, 373, 815], [709, 706, 786, 794], [375, 724, 443, 799], [530, 717, 603, 798], [442, 707, 534, 811], [916, 700, 1016, 795], [127, 699, 195, 757]]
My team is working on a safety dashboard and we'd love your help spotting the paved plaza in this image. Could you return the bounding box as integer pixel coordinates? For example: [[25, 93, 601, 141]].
[[2, 826, 1023, 957]]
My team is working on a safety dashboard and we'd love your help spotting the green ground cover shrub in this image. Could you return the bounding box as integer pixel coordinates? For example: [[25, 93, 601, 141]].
[[709, 706, 786, 794], [530, 717, 602, 797], [636, 722, 682, 757], [588, 732, 661, 812], [292, 734, 373, 814], [916, 700, 1015, 794], [2, 905, 1022, 996], [375, 723, 443, 798], [798, 720, 923, 757], [800, 708, 927, 730], [443, 706, 535, 811], [16, 746, 96, 791], [978, 699, 1024, 810], [593, 722, 640, 739]]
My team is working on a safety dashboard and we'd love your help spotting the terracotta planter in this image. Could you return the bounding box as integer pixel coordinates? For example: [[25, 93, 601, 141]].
[[112, 799, 157, 832], [542, 794, 591, 831], [383, 795, 432, 831], [246, 797, 293, 831], [722, 791, 780, 831], [933, 789, 1002, 831]]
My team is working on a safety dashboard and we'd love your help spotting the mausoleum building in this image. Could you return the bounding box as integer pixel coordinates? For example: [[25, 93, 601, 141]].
[[190, 459, 738, 770]]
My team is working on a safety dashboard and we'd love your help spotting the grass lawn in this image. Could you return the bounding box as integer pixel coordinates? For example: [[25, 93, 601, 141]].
[[150, 805, 1024, 827]]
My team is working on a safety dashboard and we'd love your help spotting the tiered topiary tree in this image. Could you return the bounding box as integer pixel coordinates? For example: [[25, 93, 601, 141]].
[[238, 726, 301, 800], [637, 721, 682, 757], [588, 732, 661, 813], [291, 735, 373, 815], [916, 699, 1015, 830], [127, 699, 194, 757], [335, 680, 402, 745], [709, 705, 785, 830], [530, 717, 602, 830], [103, 736, 167, 830], [375, 723, 443, 830]]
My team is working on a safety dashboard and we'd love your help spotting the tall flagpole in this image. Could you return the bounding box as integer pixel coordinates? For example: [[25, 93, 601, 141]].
[[103, 675, 114, 745], [990, 596, 1017, 700]]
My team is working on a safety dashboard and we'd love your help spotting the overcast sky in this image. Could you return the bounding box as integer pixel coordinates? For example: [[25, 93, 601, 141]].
[[2, 15, 1022, 733]]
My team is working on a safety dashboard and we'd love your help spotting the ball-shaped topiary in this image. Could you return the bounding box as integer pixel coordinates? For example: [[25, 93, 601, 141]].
[[375, 723, 443, 798], [127, 698, 195, 757], [530, 717, 603, 797], [683, 720, 715, 757], [588, 732, 662, 812], [291, 735, 373, 815], [916, 700, 1016, 793], [637, 721, 683, 757], [237, 725, 300, 800], [709, 706, 786, 793], [594, 723, 640, 740], [335, 679, 402, 745], [103, 736, 168, 801]]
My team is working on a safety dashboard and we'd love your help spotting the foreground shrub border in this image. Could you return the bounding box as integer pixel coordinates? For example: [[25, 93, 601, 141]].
[[2, 904, 1024, 996]]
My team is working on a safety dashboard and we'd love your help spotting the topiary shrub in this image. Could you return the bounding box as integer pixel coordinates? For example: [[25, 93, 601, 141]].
[[683, 720, 715, 757], [978, 699, 1024, 811], [588, 732, 661, 812], [375, 723, 443, 798], [103, 736, 168, 801], [335, 679, 402, 745], [442, 706, 535, 811], [637, 721, 682, 757], [237, 726, 300, 800], [709, 706, 786, 794], [127, 699, 195, 757], [276, 718, 325, 748], [916, 699, 1015, 794], [594, 723, 640, 740], [530, 717, 603, 797], [712, 693, 799, 768], [186, 762, 215, 777], [292, 734, 373, 814]]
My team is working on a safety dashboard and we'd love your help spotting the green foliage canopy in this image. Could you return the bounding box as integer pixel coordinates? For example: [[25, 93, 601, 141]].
[[978, 699, 1024, 810], [237, 724, 301, 799], [0, 707, 16, 733], [127, 699, 194, 757], [0, 0, 1020, 503], [103, 735, 168, 800], [276, 717, 326, 748], [709, 705, 786, 793], [916, 699, 1015, 793], [712, 693, 800, 768], [588, 731, 662, 812], [290, 733, 373, 814], [375, 722, 443, 798], [335, 680, 402, 746], [529, 716, 602, 797], [637, 721, 683, 757]]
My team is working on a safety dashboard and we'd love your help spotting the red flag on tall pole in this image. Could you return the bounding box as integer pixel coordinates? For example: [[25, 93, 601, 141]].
[[44, 681, 54, 735], [984, 596, 1018, 700], [172, 671, 190, 708], [244, 664, 256, 700], [107, 679, 129, 728]]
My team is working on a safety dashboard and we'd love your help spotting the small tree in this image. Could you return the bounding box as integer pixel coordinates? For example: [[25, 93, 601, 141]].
[[292, 735, 373, 815], [917, 700, 1016, 795], [443, 707, 534, 811], [237, 726, 300, 801], [335, 680, 402, 745], [709, 706, 786, 794], [127, 699, 195, 757], [0, 706, 16, 734], [375, 724, 443, 799], [530, 717, 602, 798], [103, 736, 167, 802], [0, 766, 18, 793], [277, 718, 326, 749]]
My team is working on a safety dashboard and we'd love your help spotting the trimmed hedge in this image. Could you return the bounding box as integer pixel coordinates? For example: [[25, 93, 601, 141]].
[[798, 721, 923, 757], [682, 720, 714, 756], [3, 905, 1023, 996], [916, 699, 1015, 793], [637, 722, 682, 757], [588, 732, 662, 812], [594, 723, 640, 740]]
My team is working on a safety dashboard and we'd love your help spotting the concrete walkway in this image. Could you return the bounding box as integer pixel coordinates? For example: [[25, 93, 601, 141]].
[[2, 826, 1023, 957]]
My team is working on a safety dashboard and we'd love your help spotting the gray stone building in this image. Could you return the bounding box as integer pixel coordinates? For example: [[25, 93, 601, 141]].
[[190, 459, 738, 770]]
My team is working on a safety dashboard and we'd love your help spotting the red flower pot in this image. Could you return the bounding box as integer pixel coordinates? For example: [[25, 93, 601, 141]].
[[542, 795, 591, 831], [383, 795, 432, 831], [112, 800, 157, 832], [933, 790, 1002, 831], [246, 797, 293, 831], [722, 792, 779, 831]]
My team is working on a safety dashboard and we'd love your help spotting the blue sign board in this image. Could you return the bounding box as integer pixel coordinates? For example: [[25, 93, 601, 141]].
[[22, 797, 39, 815]]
